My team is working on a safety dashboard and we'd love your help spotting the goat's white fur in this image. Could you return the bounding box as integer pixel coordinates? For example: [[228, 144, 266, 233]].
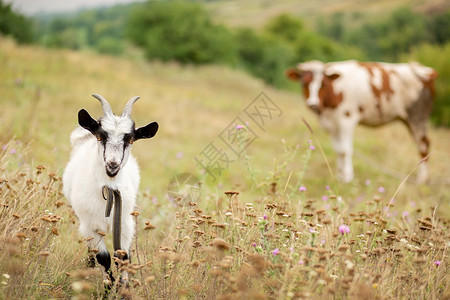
[[63, 126, 139, 254], [63, 94, 158, 267]]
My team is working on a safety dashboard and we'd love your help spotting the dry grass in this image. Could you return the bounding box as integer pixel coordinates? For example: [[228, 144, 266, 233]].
[[0, 140, 448, 299], [0, 38, 449, 299]]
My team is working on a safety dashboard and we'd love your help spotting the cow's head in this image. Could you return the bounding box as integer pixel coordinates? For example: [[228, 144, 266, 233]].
[[286, 61, 341, 113]]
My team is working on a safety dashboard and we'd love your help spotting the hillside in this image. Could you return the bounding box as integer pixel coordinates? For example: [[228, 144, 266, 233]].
[[1, 36, 450, 204], [206, 0, 450, 28], [1, 37, 449, 299]]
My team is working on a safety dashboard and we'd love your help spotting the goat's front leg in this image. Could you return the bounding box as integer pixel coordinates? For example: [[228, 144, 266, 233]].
[[113, 214, 135, 286], [79, 224, 115, 287]]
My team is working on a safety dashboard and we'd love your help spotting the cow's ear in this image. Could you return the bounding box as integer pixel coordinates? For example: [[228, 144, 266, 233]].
[[285, 68, 302, 82], [326, 73, 340, 80]]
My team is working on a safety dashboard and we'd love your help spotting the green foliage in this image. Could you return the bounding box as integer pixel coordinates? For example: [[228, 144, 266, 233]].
[[234, 28, 294, 88], [264, 14, 365, 64], [402, 43, 450, 127], [126, 1, 237, 65], [37, 5, 131, 54], [428, 10, 450, 45], [0, 0, 34, 43], [329, 8, 430, 61]]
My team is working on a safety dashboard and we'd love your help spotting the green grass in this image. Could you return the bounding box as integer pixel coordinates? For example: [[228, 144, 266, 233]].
[[0, 37, 449, 298]]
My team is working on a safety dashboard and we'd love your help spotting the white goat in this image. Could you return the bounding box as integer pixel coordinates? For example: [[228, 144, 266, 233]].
[[63, 94, 158, 284]]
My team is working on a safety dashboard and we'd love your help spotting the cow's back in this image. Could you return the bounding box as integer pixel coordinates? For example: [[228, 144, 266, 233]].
[[326, 61, 436, 126]]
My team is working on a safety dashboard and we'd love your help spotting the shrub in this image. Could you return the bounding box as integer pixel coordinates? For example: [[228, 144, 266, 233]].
[[126, 1, 237, 65], [0, 0, 34, 43], [234, 27, 294, 88]]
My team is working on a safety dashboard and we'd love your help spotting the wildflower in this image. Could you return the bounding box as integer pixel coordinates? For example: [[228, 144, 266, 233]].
[[299, 186, 307, 192], [175, 152, 183, 159], [252, 242, 257, 247], [365, 179, 371, 186], [10, 149, 16, 154], [322, 195, 328, 201], [308, 140, 315, 150], [272, 248, 280, 256], [298, 260, 304, 265], [434, 260, 441, 267], [325, 185, 330, 190], [378, 186, 385, 193], [338, 224, 350, 234], [402, 211, 409, 217], [236, 125, 245, 130], [263, 215, 268, 220]]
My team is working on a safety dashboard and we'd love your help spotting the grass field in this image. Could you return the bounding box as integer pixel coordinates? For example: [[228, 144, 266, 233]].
[[0, 37, 449, 298], [206, 0, 450, 29]]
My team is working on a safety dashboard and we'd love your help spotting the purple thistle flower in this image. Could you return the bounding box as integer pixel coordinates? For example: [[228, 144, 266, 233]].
[[272, 248, 280, 256], [236, 124, 245, 130], [338, 224, 350, 234], [378, 186, 385, 193], [299, 186, 307, 192], [434, 260, 441, 267], [10, 149, 16, 154], [252, 242, 257, 247], [263, 215, 268, 220]]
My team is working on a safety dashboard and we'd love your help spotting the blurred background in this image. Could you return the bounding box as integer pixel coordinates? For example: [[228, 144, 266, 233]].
[[2, 0, 450, 123], [1, 0, 449, 200]]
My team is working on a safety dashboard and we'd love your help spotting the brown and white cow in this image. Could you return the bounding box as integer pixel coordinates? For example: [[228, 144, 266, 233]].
[[286, 60, 438, 183]]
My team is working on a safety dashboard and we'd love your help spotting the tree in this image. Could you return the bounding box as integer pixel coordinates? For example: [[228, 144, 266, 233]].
[[126, 1, 237, 65], [0, 0, 33, 43]]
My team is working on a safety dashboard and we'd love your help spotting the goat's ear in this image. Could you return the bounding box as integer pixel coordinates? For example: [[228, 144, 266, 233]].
[[134, 122, 158, 140], [78, 109, 99, 133]]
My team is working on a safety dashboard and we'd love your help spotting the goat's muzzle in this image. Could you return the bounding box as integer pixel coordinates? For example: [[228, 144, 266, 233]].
[[106, 162, 120, 177]]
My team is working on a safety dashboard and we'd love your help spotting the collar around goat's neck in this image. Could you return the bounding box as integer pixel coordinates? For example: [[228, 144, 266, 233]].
[[102, 186, 122, 251]]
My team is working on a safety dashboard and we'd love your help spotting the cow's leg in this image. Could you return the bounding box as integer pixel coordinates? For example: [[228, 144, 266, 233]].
[[405, 120, 430, 184], [330, 122, 356, 183]]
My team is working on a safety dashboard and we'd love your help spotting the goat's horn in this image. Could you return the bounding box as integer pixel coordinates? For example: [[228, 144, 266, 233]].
[[92, 94, 113, 116], [122, 96, 140, 117]]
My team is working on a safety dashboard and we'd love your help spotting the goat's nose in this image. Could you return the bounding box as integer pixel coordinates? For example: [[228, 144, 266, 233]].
[[107, 162, 119, 169]]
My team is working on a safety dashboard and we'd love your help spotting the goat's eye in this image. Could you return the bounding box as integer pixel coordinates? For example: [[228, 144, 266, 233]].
[[97, 136, 101, 141], [129, 140, 133, 144]]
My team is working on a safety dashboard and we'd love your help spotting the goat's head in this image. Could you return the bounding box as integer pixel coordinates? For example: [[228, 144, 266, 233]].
[[78, 94, 159, 178]]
